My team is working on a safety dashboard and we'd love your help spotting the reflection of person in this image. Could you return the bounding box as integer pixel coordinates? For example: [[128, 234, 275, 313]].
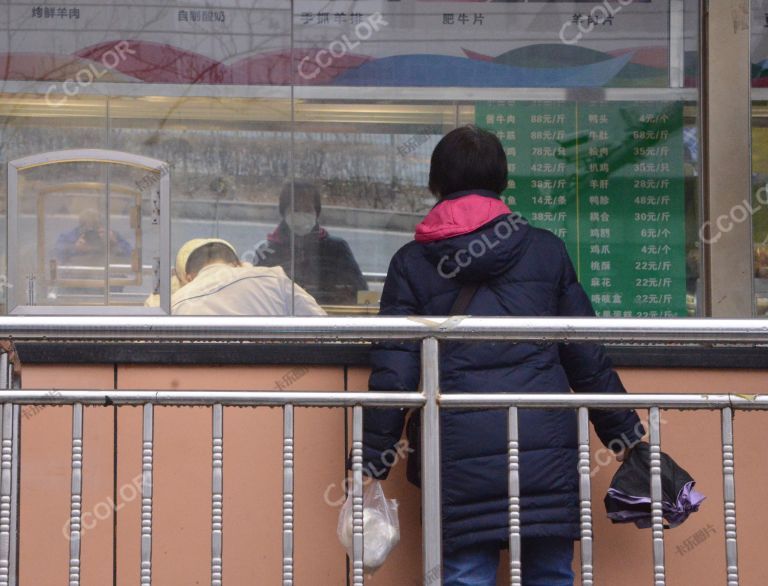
[[54, 208, 132, 263], [171, 239, 325, 316], [254, 182, 367, 305], [360, 126, 643, 586]]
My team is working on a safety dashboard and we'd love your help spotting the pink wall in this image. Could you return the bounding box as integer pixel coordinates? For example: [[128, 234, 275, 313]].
[[17, 365, 768, 585]]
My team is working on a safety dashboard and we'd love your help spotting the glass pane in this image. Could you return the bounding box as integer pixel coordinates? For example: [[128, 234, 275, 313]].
[[107, 96, 291, 314], [0, 94, 108, 313], [474, 100, 691, 318], [0, 0, 701, 317], [287, 103, 452, 310], [292, 0, 691, 89], [292, 0, 700, 318]]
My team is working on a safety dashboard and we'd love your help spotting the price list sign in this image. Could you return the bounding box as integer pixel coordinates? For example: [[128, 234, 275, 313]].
[[477, 100, 686, 318], [477, 103, 578, 242]]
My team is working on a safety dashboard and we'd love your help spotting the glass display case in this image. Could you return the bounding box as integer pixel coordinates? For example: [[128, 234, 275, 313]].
[[6, 149, 170, 314]]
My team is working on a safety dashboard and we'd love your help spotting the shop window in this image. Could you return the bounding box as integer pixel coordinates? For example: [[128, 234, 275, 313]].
[[0, 0, 702, 317]]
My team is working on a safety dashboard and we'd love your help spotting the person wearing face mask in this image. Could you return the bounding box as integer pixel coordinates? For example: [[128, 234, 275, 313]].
[[253, 181, 368, 305]]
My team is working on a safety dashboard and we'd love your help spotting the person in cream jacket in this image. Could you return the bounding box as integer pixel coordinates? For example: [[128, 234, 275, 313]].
[[170, 239, 325, 316]]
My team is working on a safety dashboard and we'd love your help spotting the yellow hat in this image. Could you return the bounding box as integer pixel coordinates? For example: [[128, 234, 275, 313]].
[[175, 238, 237, 284]]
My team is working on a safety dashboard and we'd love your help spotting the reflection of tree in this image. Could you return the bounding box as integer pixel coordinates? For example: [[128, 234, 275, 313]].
[[3, 121, 433, 212], [294, 134, 429, 211]]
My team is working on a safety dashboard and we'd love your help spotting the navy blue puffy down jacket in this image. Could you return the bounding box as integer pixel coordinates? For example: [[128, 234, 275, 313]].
[[362, 191, 644, 554]]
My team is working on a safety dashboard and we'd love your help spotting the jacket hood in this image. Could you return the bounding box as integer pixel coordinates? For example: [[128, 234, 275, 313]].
[[416, 192, 531, 282], [175, 238, 238, 285], [415, 191, 512, 243]]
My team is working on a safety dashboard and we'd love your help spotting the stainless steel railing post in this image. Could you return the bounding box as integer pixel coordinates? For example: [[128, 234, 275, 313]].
[[0, 351, 11, 586], [721, 407, 739, 586], [350, 405, 364, 586], [421, 337, 442, 584], [508, 406, 521, 586], [140, 404, 153, 586], [578, 407, 594, 586], [211, 404, 224, 586], [68, 404, 84, 586], [7, 403, 18, 586], [0, 351, 18, 586], [649, 407, 666, 586], [282, 404, 294, 586], [0, 403, 13, 586]]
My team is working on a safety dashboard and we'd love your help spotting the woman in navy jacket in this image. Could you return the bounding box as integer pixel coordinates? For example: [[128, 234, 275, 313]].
[[362, 126, 644, 585]]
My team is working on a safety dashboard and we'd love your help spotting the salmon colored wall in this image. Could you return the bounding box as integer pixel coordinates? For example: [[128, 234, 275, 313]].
[[345, 368, 424, 586], [18, 365, 768, 585], [116, 364, 348, 586], [592, 369, 768, 586], [19, 365, 116, 586]]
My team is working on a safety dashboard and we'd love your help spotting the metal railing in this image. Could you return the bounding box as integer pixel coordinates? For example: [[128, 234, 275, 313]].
[[1, 316, 768, 586]]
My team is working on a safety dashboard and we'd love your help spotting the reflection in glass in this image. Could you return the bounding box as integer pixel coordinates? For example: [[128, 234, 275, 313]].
[[0, 0, 703, 317], [8, 158, 164, 312], [255, 181, 367, 305]]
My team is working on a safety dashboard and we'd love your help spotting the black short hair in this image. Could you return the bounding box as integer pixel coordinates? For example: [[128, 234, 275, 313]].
[[428, 125, 508, 198], [279, 181, 322, 217], [185, 243, 240, 276]]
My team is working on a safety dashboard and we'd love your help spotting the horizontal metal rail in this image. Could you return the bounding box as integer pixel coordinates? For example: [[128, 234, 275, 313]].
[[0, 390, 424, 407], [2, 316, 768, 343], [439, 393, 768, 409], [3, 390, 768, 410]]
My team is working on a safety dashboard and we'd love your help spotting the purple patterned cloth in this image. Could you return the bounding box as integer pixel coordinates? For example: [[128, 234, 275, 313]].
[[604, 442, 705, 529], [606, 481, 706, 528]]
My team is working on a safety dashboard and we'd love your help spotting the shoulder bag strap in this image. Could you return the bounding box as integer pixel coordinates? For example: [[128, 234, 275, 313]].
[[449, 282, 481, 315]]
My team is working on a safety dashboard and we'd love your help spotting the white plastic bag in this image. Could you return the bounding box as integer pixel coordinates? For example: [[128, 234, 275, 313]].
[[337, 480, 400, 570]]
